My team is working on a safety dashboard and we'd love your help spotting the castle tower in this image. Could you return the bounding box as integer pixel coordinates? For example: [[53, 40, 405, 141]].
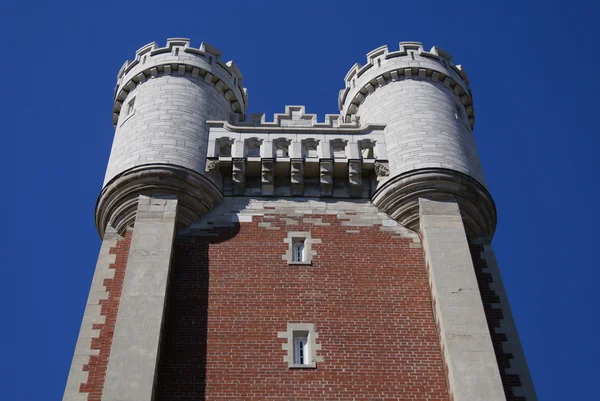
[[63, 39, 537, 401]]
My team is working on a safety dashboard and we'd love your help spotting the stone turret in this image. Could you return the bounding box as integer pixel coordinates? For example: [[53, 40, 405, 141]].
[[339, 42, 495, 239], [96, 38, 247, 237]]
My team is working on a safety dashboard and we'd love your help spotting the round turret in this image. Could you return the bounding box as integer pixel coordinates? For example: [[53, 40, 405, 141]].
[[96, 38, 247, 237], [339, 42, 495, 239]]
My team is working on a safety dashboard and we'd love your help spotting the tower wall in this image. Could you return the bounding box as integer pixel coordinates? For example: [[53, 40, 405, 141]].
[[154, 199, 450, 401], [105, 74, 233, 185], [339, 42, 483, 184], [106, 38, 247, 186], [353, 79, 484, 183], [96, 39, 247, 237]]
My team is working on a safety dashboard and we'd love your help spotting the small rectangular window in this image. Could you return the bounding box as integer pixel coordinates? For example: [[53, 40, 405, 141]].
[[293, 333, 309, 365], [292, 240, 305, 262], [126, 98, 135, 116]]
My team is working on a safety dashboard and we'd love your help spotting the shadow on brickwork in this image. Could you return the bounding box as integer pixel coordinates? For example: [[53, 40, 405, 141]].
[[153, 221, 241, 400]]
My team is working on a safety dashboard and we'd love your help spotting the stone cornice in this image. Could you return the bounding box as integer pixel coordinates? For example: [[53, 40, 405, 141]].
[[207, 120, 386, 134], [96, 164, 223, 238], [372, 168, 496, 239]]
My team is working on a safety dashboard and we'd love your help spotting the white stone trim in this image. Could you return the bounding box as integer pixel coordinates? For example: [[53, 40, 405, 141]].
[[62, 227, 121, 401], [282, 231, 321, 265], [419, 198, 505, 401], [277, 323, 323, 368]]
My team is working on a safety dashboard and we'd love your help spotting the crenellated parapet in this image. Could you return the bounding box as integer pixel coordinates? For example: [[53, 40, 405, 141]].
[[241, 105, 360, 129], [338, 42, 475, 128], [112, 38, 248, 125]]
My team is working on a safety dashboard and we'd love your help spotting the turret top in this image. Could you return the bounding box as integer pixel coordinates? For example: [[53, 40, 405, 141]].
[[112, 38, 248, 124], [338, 42, 475, 128]]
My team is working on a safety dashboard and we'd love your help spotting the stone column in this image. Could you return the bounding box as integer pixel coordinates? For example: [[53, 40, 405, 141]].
[[102, 195, 178, 401], [419, 198, 506, 401]]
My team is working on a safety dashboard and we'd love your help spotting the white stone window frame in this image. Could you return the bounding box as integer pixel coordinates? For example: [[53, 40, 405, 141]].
[[283, 231, 320, 265], [119, 95, 136, 127], [277, 323, 323, 369]]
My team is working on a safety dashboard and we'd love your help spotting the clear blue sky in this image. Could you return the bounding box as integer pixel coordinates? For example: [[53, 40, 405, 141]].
[[1, 0, 598, 399]]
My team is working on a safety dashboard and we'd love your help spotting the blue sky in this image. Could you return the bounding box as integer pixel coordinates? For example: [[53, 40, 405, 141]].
[[1, 0, 598, 399]]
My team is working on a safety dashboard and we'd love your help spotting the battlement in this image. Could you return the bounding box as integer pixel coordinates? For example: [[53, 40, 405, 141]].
[[237, 105, 361, 129], [339, 42, 475, 128], [112, 38, 248, 125]]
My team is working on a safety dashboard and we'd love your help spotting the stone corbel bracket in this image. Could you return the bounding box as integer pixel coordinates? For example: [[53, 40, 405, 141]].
[[95, 164, 223, 239]]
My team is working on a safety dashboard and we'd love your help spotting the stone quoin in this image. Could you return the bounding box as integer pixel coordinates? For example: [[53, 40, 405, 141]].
[[63, 38, 537, 401]]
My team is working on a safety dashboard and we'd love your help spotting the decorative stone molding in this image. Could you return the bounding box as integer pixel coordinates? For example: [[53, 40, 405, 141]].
[[374, 161, 390, 177], [95, 164, 223, 238], [205, 160, 219, 173], [371, 168, 496, 239], [338, 42, 475, 127]]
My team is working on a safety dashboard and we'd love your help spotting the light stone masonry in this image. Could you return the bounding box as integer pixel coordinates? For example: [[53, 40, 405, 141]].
[[62, 228, 121, 401], [102, 196, 178, 401], [419, 198, 506, 401], [183, 197, 419, 240]]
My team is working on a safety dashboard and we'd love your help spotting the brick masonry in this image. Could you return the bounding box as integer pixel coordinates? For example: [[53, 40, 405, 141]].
[[63, 228, 132, 401], [153, 199, 449, 401]]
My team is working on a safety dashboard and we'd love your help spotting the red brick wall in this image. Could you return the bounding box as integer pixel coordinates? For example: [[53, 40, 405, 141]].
[[470, 244, 525, 401], [79, 229, 132, 401], [155, 214, 449, 401]]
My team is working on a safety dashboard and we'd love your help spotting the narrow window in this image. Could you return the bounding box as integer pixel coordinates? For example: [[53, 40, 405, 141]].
[[174, 48, 180, 56], [126, 97, 135, 116], [410, 51, 415, 60], [208, 56, 213, 64], [142, 55, 147, 64], [293, 239, 305, 262], [293, 333, 309, 365]]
